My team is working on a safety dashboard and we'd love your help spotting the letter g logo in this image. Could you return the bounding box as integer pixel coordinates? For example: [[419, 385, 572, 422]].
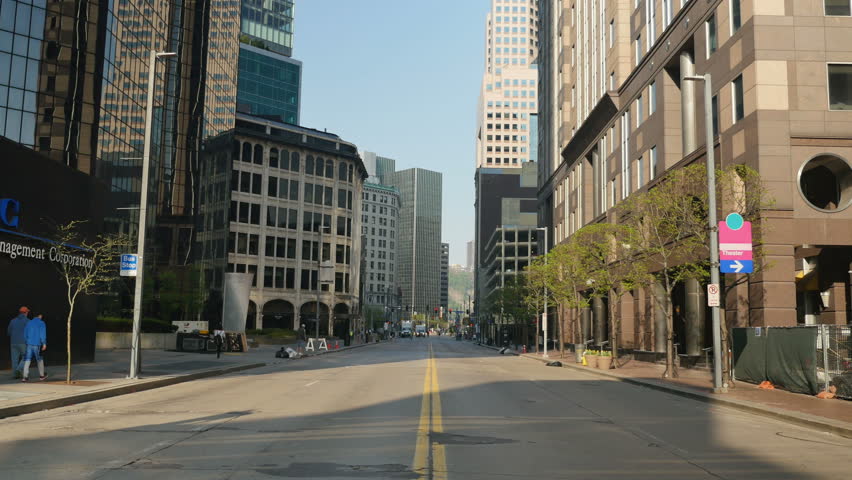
[[0, 198, 20, 228]]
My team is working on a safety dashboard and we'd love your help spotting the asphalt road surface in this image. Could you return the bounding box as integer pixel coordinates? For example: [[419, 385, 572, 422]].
[[1, 337, 850, 479]]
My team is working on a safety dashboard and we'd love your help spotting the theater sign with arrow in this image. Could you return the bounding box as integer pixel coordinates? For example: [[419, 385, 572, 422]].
[[719, 213, 753, 274]]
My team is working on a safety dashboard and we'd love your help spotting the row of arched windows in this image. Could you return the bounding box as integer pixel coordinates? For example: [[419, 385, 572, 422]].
[[232, 139, 355, 183]]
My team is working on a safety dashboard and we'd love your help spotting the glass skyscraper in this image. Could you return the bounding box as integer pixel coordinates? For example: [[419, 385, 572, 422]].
[[237, 0, 301, 125], [0, 0, 240, 315], [236, 45, 301, 125], [382, 168, 443, 315]]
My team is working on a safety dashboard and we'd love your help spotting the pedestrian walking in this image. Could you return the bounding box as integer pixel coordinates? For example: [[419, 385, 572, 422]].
[[214, 329, 224, 359], [7, 306, 30, 379], [297, 324, 307, 351], [21, 313, 47, 382]]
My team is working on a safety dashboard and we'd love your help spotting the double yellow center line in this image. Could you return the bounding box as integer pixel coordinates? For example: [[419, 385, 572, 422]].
[[413, 343, 447, 480]]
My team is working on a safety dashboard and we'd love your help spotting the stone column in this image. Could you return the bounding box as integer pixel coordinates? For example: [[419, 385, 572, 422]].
[[654, 282, 667, 353], [581, 305, 592, 343], [684, 278, 706, 356], [593, 296, 607, 345]]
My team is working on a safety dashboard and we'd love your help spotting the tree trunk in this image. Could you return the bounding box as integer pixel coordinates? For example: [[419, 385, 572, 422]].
[[66, 304, 74, 384], [664, 295, 678, 378], [557, 308, 564, 358], [609, 293, 619, 369]]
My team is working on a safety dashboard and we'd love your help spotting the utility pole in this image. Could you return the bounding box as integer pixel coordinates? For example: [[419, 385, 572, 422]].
[[684, 73, 725, 394], [536, 227, 549, 358], [129, 50, 175, 380]]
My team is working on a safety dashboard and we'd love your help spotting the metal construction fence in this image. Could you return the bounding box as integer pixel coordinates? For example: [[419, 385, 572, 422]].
[[733, 325, 852, 399], [816, 325, 852, 399]]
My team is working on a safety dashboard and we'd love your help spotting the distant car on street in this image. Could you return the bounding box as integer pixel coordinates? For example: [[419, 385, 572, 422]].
[[415, 324, 426, 337]]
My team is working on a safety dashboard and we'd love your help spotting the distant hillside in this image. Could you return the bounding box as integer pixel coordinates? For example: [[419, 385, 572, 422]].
[[448, 267, 473, 311]]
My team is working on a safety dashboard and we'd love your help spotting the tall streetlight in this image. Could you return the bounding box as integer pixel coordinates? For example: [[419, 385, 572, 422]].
[[535, 227, 549, 358], [129, 50, 176, 380], [683, 73, 725, 394]]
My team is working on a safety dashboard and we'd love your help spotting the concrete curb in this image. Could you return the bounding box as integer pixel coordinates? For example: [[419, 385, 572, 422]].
[[472, 342, 852, 439], [0, 362, 266, 420]]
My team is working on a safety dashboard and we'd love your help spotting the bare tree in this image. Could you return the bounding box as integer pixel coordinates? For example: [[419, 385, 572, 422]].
[[52, 221, 130, 383]]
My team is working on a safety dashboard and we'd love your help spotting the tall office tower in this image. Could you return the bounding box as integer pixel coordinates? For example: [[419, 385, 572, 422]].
[[473, 161, 539, 324], [360, 182, 402, 325], [382, 168, 443, 315], [537, 0, 852, 351], [475, 0, 540, 169], [0, 0, 239, 264], [237, 0, 302, 124], [466, 240, 475, 272], [360, 151, 398, 184], [440, 243, 449, 313]]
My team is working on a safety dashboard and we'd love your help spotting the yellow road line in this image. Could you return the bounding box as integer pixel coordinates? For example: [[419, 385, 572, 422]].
[[412, 343, 448, 480], [430, 344, 447, 480]]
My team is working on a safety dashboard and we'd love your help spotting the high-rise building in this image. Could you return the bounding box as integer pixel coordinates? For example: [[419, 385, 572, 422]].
[[360, 182, 402, 323], [382, 168, 443, 315], [237, 0, 301, 124], [0, 0, 240, 282], [475, 0, 540, 169], [474, 161, 539, 320], [537, 1, 852, 352], [466, 240, 475, 272], [361, 151, 397, 184], [441, 243, 449, 313], [198, 114, 367, 333]]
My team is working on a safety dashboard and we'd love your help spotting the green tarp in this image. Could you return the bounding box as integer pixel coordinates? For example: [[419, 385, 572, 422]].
[[732, 327, 819, 395]]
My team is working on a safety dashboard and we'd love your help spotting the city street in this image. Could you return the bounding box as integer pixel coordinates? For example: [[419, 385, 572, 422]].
[[0, 337, 850, 480]]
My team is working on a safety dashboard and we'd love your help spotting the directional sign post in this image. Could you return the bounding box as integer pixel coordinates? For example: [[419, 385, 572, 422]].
[[719, 213, 753, 274]]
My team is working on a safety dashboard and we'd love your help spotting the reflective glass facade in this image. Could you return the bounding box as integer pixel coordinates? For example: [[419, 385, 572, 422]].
[[1, 0, 240, 318], [237, 45, 301, 125], [240, 0, 293, 56]]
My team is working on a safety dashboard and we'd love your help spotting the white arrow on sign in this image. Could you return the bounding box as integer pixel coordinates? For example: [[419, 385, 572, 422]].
[[732, 260, 744, 273]]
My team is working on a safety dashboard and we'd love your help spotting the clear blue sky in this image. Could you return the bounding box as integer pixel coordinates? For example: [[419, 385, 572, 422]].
[[296, 0, 490, 265]]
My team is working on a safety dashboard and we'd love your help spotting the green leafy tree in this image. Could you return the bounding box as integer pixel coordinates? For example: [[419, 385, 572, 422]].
[[571, 223, 650, 368]]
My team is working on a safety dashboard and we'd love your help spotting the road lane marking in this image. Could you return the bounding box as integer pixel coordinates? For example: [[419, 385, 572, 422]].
[[304, 380, 320, 387], [412, 343, 448, 480]]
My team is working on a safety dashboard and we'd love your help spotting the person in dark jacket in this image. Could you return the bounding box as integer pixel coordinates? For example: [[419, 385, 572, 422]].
[[21, 313, 47, 382], [7, 307, 30, 379]]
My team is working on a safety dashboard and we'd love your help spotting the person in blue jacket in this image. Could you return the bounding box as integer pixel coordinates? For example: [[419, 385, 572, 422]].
[[21, 313, 47, 382], [7, 306, 30, 379]]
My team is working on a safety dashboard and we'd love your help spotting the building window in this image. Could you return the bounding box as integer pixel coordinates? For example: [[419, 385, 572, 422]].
[[712, 95, 720, 136], [636, 95, 643, 127], [649, 81, 657, 115], [828, 64, 852, 110], [731, 0, 742, 33], [650, 146, 658, 179], [732, 74, 744, 122], [706, 14, 717, 57], [635, 35, 642, 65], [825, 0, 852, 16]]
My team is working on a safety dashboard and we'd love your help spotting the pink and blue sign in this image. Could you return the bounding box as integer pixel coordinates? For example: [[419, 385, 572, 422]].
[[719, 213, 753, 273]]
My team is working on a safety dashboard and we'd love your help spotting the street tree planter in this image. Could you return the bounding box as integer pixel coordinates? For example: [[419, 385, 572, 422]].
[[585, 353, 598, 368], [597, 354, 613, 370]]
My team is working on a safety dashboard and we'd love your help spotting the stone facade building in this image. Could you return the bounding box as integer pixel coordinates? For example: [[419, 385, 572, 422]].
[[537, 0, 852, 354], [199, 114, 367, 335]]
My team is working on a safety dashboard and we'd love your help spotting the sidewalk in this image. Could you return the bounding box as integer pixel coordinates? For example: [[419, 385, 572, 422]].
[[476, 342, 852, 438], [0, 340, 378, 419]]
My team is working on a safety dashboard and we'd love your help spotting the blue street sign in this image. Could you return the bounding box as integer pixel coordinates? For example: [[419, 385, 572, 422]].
[[120, 254, 138, 277], [721, 259, 753, 274]]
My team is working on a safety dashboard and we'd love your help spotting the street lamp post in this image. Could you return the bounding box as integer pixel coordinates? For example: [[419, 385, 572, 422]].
[[535, 227, 549, 358], [683, 73, 725, 394], [129, 50, 176, 380]]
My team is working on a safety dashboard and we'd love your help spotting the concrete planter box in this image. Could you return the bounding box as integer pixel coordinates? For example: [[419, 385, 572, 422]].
[[96, 332, 177, 350]]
